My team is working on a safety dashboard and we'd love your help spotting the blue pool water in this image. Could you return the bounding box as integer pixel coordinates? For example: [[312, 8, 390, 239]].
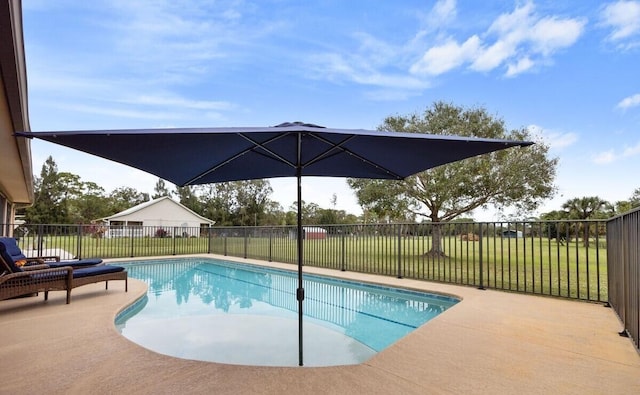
[[115, 258, 458, 367]]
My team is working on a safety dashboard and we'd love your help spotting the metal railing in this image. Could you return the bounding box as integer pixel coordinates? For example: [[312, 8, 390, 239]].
[[607, 208, 640, 352], [3, 220, 608, 302]]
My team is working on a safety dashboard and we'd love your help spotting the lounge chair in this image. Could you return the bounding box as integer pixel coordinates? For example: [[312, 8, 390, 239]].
[[0, 241, 127, 304], [1, 255, 73, 303], [0, 237, 103, 269], [70, 264, 128, 292]]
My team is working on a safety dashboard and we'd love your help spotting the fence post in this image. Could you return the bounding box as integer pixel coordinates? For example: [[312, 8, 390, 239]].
[[244, 228, 248, 259], [478, 223, 485, 290], [397, 225, 403, 279], [207, 226, 212, 254], [224, 233, 228, 256], [77, 225, 83, 259], [340, 231, 347, 272], [173, 227, 177, 255], [36, 224, 44, 256], [269, 227, 273, 262], [129, 226, 134, 257]]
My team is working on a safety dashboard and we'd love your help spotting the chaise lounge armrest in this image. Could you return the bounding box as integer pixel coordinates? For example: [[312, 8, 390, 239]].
[[22, 264, 51, 271], [23, 257, 48, 266], [0, 266, 73, 303], [21, 255, 61, 264], [31, 255, 62, 262]]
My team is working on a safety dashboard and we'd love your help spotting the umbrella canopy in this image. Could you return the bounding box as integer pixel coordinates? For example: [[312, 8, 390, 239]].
[[17, 122, 533, 366]]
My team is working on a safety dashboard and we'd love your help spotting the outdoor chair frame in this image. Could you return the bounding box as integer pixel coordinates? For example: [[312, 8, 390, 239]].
[[71, 267, 128, 292], [0, 257, 73, 303], [1, 250, 127, 304]]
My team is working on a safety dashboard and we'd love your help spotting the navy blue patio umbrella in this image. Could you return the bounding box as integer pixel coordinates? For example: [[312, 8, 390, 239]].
[[18, 122, 533, 366]]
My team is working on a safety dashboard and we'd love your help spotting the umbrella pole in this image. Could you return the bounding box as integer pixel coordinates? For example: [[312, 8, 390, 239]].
[[296, 138, 304, 367]]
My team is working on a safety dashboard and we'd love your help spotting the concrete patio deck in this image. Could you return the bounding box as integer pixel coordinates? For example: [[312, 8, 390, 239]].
[[1, 255, 639, 394]]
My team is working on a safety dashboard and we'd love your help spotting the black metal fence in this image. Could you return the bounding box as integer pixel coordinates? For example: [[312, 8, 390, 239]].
[[3, 220, 608, 302], [607, 208, 640, 352]]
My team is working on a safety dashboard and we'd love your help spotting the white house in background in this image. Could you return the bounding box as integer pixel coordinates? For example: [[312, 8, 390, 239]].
[[101, 196, 215, 238]]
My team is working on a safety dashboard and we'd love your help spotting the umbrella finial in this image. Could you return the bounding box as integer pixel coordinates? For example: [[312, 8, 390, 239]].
[[274, 121, 325, 128]]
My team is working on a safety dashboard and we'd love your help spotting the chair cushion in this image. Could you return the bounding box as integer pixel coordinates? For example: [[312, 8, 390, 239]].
[[0, 238, 24, 273], [0, 237, 28, 259], [72, 265, 125, 279], [48, 258, 103, 268], [0, 237, 104, 272]]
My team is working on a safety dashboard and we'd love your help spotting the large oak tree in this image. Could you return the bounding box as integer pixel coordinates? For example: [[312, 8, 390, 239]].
[[348, 102, 558, 256]]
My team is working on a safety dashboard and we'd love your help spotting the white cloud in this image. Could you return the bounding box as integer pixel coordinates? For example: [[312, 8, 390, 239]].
[[308, 52, 429, 91], [122, 95, 235, 111], [529, 16, 585, 56], [300, 1, 585, 95], [428, 0, 457, 28], [549, 133, 579, 150], [47, 94, 233, 123], [50, 102, 184, 121], [527, 124, 578, 150], [487, 1, 535, 38], [409, 0, 458, 50], [600, 0, 640, 43], [617, 93, 640, 109], [622, 142, 640, 157], [470, 39, 514, 72], [352, 72, 428, 90], [362, 88, 425, 102], [99, 1, 280, 85], [592, 141, 640, 164], [414, 0, 458, 38], [593, 149, 617, 164], [412, 1, 585, 77], [311, 53, 354, 80], [24, 1, 273, 130], [352, 32, 397, 67], [306, 0, 457, 93], [410, 36, 481, 75], [506, 57, 534, 77], [27, 69, 114, 95]]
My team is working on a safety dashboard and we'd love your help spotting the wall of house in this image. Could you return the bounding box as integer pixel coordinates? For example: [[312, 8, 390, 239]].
[[0, 1, 34, 235], [106, 199, 211, 238]]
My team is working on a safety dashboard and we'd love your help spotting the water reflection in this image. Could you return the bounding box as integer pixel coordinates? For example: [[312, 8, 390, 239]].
[[123, 259, 457, 353], [126, 260, 272, 312]]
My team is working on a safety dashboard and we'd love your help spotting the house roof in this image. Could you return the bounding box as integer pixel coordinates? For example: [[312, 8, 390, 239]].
[[102, 196, 215, 224]]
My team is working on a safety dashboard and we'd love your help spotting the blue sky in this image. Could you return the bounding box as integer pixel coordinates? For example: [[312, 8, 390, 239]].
[[22, 0, 640, 220]]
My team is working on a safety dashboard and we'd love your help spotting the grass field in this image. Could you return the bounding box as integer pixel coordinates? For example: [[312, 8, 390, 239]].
[[18, 231, 608, 302]]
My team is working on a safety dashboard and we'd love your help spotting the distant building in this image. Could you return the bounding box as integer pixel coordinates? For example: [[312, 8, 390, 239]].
[[101, 196, 215, 238], [289, 226, 327, 240], [501, 229, 523, 238]]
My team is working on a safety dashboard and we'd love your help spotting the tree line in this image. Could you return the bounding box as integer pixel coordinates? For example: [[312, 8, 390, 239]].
[[18, 102, 640, 228], [21, 156, 360, 227]]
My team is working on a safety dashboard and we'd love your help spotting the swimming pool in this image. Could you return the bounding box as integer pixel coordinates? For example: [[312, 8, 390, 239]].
[[115, 258, 459, 367]]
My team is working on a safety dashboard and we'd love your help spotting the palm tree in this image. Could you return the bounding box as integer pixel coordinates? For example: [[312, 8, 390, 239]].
[[561, 196, 606, 247]]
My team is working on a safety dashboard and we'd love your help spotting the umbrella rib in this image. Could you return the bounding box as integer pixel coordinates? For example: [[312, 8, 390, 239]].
[[238, 133, 297, 169], [183, 130, 406, 185], [182, 133, 294, 185], [307, 133, 405, 179], [242, 131, 404, 180]]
